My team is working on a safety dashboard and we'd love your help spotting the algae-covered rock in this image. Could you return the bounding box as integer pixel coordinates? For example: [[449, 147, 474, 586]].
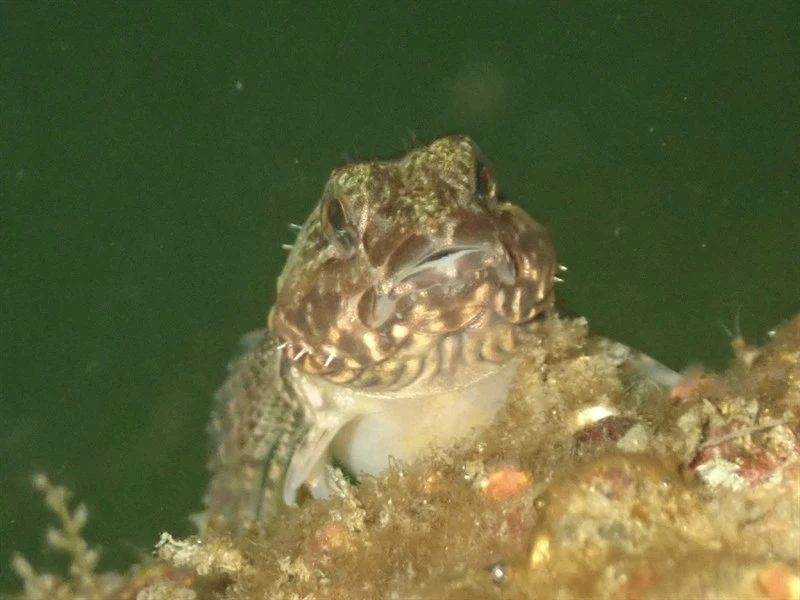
[[11, 315, 800, 600]]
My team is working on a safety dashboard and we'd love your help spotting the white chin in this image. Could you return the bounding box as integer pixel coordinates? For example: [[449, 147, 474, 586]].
[[329, 359, 519, 477]]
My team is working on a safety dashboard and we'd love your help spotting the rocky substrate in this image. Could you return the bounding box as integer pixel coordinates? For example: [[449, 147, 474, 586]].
[[12, 315, 800, 600]]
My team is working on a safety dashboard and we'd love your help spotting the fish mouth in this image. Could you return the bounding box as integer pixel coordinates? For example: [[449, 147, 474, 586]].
[[365, 242, 517, 332], [272, 205, 557, 389]]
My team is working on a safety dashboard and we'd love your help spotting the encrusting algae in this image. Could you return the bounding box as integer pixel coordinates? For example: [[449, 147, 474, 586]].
[[9, 313, 800, 600]]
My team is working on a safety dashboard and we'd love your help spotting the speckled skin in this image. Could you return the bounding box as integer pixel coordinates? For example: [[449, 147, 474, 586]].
[[271, 135, 557, 387], [204, 136, 557, 532]]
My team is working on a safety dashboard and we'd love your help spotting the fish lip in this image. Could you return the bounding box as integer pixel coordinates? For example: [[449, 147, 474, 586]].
[[361, 243, 516, 330], [388, 242, 514, 294]]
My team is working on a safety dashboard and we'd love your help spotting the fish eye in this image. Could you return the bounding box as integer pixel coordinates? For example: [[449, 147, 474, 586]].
[[472, 147, 498, 209], [321, 193, 358, 256]]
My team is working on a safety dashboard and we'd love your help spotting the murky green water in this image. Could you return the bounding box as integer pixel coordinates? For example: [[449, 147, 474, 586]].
[[1, 3, 797, 590]]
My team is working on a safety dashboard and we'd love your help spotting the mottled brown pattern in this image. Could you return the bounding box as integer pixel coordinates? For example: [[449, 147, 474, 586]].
[[270, 135, 557, 388], [206, 136, 558, 531]]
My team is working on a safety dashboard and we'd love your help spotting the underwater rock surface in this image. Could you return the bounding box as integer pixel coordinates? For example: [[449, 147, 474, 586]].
[[12, 314, 800, 600]]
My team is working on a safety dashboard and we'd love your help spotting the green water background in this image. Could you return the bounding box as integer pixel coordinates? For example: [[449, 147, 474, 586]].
[[1, 3, 798, 590]]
